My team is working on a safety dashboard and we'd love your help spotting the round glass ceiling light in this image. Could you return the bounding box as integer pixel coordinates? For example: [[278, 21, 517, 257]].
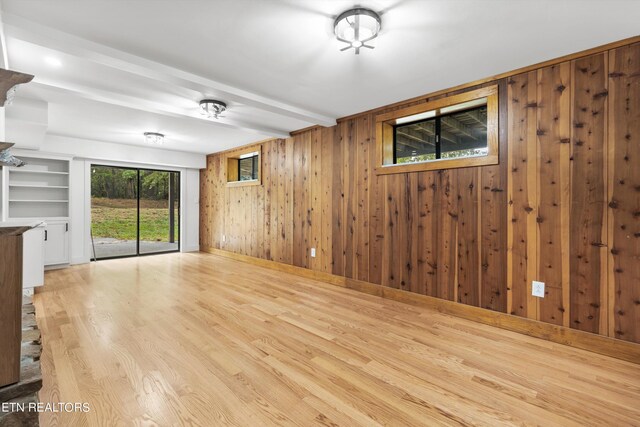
[[334, 7, 381, 54], [144, 132, 164, 144], [200, 99, 227, 119]]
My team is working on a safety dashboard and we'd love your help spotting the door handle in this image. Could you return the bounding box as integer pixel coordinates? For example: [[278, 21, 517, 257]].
[[45, 230, 48, 241]]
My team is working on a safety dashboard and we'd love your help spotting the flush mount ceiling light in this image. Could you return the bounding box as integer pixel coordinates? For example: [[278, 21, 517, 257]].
[[199, 99, 227, 119], [144, 132, 164, 144], [334, 7, 381, 54]]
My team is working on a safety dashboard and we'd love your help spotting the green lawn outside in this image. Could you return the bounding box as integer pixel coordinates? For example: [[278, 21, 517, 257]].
[[91, 198, 178, 242]]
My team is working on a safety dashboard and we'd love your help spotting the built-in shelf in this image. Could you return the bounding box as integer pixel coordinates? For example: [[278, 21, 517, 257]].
[[9, 170, 69, 175], [9, 200, 69, 203], [9, 184, 69, 189], [3, 156, 70, 220]]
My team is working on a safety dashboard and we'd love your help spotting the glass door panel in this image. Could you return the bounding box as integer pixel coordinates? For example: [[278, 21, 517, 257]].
[[91, 165, 180, 260], [139, 170, 180, 254], [91, 165, 139, 259]]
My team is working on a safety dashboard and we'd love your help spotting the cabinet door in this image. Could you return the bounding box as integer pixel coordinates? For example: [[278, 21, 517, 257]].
[[23, 227, 45, 287], [44, 222, 69, 266]]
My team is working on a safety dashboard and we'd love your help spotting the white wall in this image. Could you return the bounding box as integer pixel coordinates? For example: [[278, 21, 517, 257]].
[[182, 168, 201, 252], [19, 134, 204, 264], [5, 97, 48, 150]]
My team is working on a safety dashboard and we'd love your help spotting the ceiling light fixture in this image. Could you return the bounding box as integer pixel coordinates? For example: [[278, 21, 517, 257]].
[[334, 7, 381, 54], [144, 132, 164, 144], [199, 99, 227, 119]]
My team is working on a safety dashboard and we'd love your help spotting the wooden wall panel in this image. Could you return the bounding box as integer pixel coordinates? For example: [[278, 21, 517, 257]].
[[266, 140, 278, 260], [401, 173, 420, 293], [309, 127, 323, 272], [262, 139, 273, 260], [343, 119, 357, 279], [570, 53, 608, 334], [368, 123, 385, 286], [320, 127, 334, 273], [199, 38, 640, 345], [382, 173, 401, 289], [507, 71, 538, 319], [536, 63, 572, 327], [436, 170, 458, 301], [417, 172, 438, 297], [293, 132, 310, 268], [331, 125, 345, 277], [480, 79, 509, 312], [609, 43, 640, 343], [355, 115, 371, 282], [199, 166, 210, 248], [455, 167, 480, 306]]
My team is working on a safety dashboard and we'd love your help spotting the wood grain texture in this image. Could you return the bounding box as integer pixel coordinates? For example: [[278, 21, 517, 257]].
[[507, 71, 539, 319], [570, 53, 608, 334], [0, 230, 23, 387], [536, 63, 571, 327], [206, 247, 640, 365], [609, 43, 640, 343], [199, 38, 640, 345], [37, 253, 640, 426], [0, 68, 33, 106]]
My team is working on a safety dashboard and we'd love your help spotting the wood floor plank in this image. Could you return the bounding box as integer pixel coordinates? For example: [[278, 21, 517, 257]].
[[35, 253, 640, 426]]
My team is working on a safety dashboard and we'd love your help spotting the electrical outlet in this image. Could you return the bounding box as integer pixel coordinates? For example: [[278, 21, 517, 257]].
[[310, 248, 316, 258], [222, 234, 226, 242], [532, 281, 545, 298]]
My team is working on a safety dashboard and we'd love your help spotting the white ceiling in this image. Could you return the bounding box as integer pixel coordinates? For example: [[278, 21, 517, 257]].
[[2, 0, 639, 154]]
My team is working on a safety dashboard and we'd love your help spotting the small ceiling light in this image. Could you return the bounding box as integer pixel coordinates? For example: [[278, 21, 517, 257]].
[[334, 7, 381, 54], [144, 132, 164, 144], [199, 99, 227, 119]]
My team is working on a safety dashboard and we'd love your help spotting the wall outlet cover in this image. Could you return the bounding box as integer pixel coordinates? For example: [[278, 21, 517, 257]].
[[532, 281, 545, 298], [310, 248, 316, 258]]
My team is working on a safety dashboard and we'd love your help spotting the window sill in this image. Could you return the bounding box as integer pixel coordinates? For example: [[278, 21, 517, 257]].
[[374, 154, 499, 175], [226, 179, 261, 188]]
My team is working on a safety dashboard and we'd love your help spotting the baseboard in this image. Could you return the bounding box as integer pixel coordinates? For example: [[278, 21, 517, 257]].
[[201, 247, 640, 365], [71, 256, 90, 265]]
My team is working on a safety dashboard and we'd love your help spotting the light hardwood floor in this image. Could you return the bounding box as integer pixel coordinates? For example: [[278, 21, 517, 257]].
[[36, 252, 640, 426]]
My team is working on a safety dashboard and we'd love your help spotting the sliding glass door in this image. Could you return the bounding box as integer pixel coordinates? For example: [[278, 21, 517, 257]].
[[139, 169, 179, 254], [91, 165, 180, 260]]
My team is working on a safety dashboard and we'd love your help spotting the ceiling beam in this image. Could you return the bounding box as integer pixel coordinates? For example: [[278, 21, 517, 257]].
[[3, 14, 336, 128], [31, 80, 291, 138]]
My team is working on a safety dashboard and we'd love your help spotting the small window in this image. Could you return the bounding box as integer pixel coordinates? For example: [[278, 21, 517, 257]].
[[376, 86, 498, 174], [226, 147, 261, 186], [238, 153, 259, 181]]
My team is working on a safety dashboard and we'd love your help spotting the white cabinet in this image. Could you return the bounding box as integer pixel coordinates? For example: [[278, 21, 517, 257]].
[[23, 224, 45, 287], [44, 220, 69, 266]]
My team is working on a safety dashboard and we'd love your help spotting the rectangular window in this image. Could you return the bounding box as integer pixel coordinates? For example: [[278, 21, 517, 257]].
[[225, 147, 262, 187], [376, 85, 498, 174], [394, 104, 488, 164], [238, 154, 259, 181]]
